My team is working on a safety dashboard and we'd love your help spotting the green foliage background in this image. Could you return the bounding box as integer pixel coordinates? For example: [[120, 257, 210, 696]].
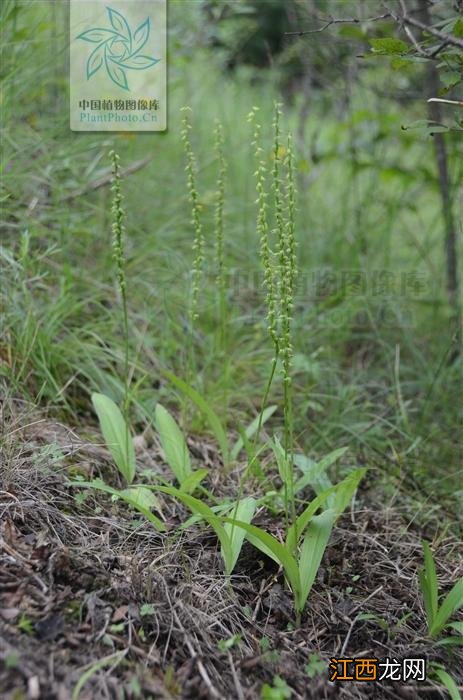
[[1, 0, 462, 517]]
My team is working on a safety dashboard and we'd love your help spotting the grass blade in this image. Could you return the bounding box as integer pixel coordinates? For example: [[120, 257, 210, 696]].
[[91, 392, 135, 483], [72, 651, 127, 700], [164, 370, 230, 467], [155, 403, 192, 485]]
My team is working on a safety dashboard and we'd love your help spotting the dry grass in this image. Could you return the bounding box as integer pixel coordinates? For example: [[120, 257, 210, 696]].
[[1, 398, 462, 699]]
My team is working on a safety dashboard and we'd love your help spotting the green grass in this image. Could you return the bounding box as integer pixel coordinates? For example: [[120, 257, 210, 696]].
[[1, 0, 462, 523]]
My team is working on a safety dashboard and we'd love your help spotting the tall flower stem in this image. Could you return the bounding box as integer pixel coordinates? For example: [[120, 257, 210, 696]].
[[248, 106, 280, 451], [282, 130, 297, 529], [249, 105, 298, 536], [110, 150, 130, 466], [214, 120, 227, 352], [181, 107, 204, 389]]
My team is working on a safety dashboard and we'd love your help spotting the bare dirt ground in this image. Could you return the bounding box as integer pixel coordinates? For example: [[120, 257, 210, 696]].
[[1, 401, 462, 699]]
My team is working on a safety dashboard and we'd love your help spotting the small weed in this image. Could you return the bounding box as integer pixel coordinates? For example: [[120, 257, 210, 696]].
[[419, 540, 463, 640], [305, 653, 325, 679], [218, 633, 242, 651], [261, 675, 292, 700], [17, 613, 34, 635], [139, 603, 155, 617]]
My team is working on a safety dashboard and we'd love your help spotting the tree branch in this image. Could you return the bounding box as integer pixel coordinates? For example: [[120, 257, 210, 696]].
[[284, 13, 392, 36], [286, 4, 463, 52], [388, 2, 463, 50]]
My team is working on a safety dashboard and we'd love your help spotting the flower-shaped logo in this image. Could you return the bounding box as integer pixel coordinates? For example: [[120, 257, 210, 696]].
[[76, 7, 159, 91]]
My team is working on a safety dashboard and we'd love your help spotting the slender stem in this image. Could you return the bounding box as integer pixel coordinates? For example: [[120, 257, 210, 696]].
[[248, 353, 279, 475], [213, 120, 231, 420], [181, 107, 204, 391], [110, 150, 130, 475], [214, 120, 227, 352], [230, 353, 278, 547]]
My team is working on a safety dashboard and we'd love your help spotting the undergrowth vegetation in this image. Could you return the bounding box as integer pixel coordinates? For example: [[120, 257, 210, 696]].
[[76, 106, 366, 623], [1, 1, 462, 698]]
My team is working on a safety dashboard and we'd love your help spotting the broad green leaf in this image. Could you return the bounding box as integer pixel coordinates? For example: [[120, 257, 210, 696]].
[[231, 405, 277, 461], [91, 393, 135, 483], [446, 621, 463, 635], [287, 486, 337, 552], [453, 18, 463, 38], [224, 497, 257, 572], [158, 486, 233, 573], [120, 485, 163, 515], [223, 519, 301, 607], [179, 468, 208, 494], [431, 577, 463, 637], [245, 530, 280, 565], [434, 637, 463, 647], [390, 57, 411, 71], [287, 470, 364, 553], [440, 71, 462, 92], [164, 371, 230, 467], [402, 119, 450, 136], [419, 569, 434, 633], [273, 436, 291, 487], [73, 480, 165, 531], [294, 447, 348, 496], [298, 510, 335, 610], [332, 468, 366, 516], [179, 501, 231, 530], [431, 668, 462, 700], [155, 403, 192, 486], [370, 37, 408, 55], [420, 541, 439, 629]]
